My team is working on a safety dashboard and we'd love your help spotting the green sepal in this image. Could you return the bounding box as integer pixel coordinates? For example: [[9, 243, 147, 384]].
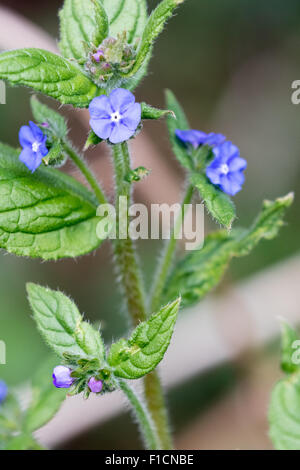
[[141, 102, 175, 120]]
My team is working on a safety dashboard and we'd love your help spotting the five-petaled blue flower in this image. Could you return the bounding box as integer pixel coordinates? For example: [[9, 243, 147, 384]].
[[19, 121, 48, 172], [206, 141, 247, 196], [0, 380, 7, 404], [52, 365, 74, 389], [89, 88, 141, 144], [175, 129, 226, 148]]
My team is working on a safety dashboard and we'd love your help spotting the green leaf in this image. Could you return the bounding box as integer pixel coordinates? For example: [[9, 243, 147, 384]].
[[165, 89, 193, 170], [108, 298, 180, 379], [84, 129, 103, 150], [190, 172, 236, 228], [4, 434, 41, 450], [0, 49, 97, 108], [0, 143, 102, 259], [163, 193, 293, 308], [30, 96, 68, 140], [103, 0, 148, 43], [269, 373, 300, 450], [59, 0, 109, 60], [24, 357, 67, 433], [27, 283, 105, 362], [141, 102, 175, 120], [0, 142, 106, 260], [121, 0, 185, 78], [280, 321, 300, 374]]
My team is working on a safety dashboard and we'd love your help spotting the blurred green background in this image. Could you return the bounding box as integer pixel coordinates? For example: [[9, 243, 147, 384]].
[[0, 0, 299, 449]]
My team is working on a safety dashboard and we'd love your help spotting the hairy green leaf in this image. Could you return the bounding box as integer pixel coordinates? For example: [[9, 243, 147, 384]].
[[163, 194, 293, 308], [122, 0, 184, 78], [108, 298, 180, 379], [0, 142, 105, 260], [165, 89, 193, 170], [103, 0, 148, 43], [269, 373, 300, 450], [27, 283, 105, 362], [59, 0, 109, 60], [141, 102, 174, 120], [190, 172, 236, 228], [0, 49, 97, 107], [30, 96, 67, 140]]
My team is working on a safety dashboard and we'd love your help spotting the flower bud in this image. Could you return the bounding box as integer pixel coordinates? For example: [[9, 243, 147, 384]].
[[52, 365, 74, 389], [88, 377, 103, 394]]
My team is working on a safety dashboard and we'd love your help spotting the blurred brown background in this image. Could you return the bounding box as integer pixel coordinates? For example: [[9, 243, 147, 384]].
[[0, 0, 299, 449]]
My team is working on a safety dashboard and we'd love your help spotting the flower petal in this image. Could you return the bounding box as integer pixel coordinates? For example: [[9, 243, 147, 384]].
[[29, 121, 44, 142], [89, 96, 113, 119], [122, 103, 141, 131], [19, 147, 43, 172], [228, 156, 247, 172], [19, 125, 35, 148], [109, 88, 135, 114], [90, 118, 113, 140], [109, 122, 135, 144], [219, 174, 242, 196], [175, 129, 207, 148]]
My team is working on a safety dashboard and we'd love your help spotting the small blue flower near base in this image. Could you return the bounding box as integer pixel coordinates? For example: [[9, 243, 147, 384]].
[[175, 129, 225, 148], [206, 141, 247, 196], [89, 88, 141, 144], [0, 380, 7, 404], [52, 365, 74, 389], [19, 121, 48, 172]]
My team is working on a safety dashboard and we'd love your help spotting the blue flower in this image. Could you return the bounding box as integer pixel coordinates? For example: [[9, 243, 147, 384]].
[[175, 129, 226, 149], [52, 366, 74, 389], [19, 121, 48, 172], [0, 380, 7, 404], [206, 141, 247, 196], [89, 88, 141, 144]]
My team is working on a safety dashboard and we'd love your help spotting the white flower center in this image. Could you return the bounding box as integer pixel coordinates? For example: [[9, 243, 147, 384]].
[[110, 111, 122, 123], [220, 163, 229, 175], [32, 141, 41, 153]]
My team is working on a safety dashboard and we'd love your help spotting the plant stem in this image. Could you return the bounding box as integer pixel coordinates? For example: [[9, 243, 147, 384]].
[[118, 379, 160, 450], [63, 142, 107, 205], [150, 184, 194, 312], [111, 142, 174, 449], [111, 142, 147, 325]]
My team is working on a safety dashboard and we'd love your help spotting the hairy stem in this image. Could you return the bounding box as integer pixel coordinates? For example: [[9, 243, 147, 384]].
[[150, 184, 194, 312], [111, 142, 147, 325], [111, 142, 173, 449], [118, 379, 160, 450], [63, 142, 107, 205]]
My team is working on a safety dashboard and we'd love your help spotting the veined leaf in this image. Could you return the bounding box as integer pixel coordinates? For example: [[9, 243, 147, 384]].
[[269, 373, 300, 450], [190, 172, 235, 228], [59, 0, 109, 60], [0, 142, 105, 260], [163, 194, 293, 308], [30, 96, 67, 140], [27, 283, 105, 362], [165, 89, 193, 170], [108, 298, 180, 379], [103, 0, 148, 43], [0, 49, 97, 108]]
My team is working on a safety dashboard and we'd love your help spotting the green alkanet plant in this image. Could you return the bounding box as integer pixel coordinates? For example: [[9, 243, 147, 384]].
[[0, 0, 293, 450]]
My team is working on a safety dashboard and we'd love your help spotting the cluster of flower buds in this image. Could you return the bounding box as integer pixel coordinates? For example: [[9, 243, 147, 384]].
[[84, 33, 137, 87], [52, 360, 115, 399]]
